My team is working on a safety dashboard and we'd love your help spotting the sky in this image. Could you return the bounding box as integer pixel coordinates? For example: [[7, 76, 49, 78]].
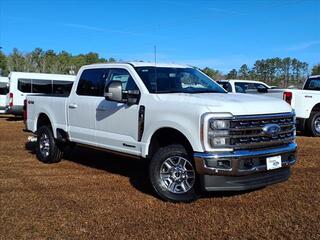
[[0, 0, 319, 73]]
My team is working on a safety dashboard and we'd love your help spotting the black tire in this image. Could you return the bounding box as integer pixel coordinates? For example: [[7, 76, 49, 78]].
[[306, 112, 320, 137], [149, 144, 198, 203], [36, 126, 63, 163]]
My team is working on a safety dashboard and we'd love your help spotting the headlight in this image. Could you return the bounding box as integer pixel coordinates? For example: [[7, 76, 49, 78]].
[[201, 113, 233, 151], [209, 119, 230, 129]]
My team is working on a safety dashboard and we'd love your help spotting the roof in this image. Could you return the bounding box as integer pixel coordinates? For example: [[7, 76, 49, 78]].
[[218, 79, 270, 85], [309, 75, 320, 79], [128, 61, 190, 68], [87, 61, 191, 68], [8, 72, 75, 81]]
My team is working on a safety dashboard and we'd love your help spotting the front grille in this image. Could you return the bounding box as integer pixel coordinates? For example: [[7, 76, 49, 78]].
[[229, 113, 295, 150]]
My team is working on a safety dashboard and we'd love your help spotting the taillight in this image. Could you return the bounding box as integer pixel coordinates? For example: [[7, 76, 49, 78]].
[[283, 91, 292, 105], [9, 93, 13, 107], [23, 99, 27, 122]]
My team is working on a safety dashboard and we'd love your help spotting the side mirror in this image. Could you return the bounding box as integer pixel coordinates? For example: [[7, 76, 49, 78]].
[[104, 81, 123, 102], [104, 81, 141, 105]]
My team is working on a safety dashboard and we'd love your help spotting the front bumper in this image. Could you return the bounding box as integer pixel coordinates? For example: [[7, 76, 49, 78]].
[[194, 143, 297, 191], [201, 167, 291, 191]]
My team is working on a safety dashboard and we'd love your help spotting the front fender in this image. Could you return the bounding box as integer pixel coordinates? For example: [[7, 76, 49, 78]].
[[141, 120, 203, 158]]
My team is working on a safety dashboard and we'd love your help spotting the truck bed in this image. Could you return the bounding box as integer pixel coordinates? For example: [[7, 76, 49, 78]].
[[26, 95, 69, 136]]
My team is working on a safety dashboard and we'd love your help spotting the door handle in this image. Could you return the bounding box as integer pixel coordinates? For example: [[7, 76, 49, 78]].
[[69, 103, 78, 109], [305, 95, 312, 98]]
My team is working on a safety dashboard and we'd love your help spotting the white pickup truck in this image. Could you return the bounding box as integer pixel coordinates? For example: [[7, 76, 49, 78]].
[[25, 62, 297, 202], [217, 79, 284, 98], [283, 75, 320, 136]]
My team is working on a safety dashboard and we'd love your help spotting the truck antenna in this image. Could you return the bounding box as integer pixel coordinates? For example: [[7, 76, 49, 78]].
[[154, 45, 157, 67], [154, 45, 157, 92]]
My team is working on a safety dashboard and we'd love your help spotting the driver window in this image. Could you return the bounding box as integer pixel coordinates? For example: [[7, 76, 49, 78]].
[[108, 69, 139, 91]]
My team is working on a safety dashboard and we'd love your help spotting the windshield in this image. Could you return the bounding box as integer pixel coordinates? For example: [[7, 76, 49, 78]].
[[234, 82, 268, 93], [304, 77, 320, 90], [134, 67, 226, 94]]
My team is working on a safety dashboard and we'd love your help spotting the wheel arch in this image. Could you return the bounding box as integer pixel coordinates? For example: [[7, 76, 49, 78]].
[[36, 113, 57, 138], [146, 127, 194, 159], [311, 103, 320, 114]]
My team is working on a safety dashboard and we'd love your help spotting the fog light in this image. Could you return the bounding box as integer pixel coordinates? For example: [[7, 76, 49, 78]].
[[205, 159, 231, 169], [217, 160, 231, 169]]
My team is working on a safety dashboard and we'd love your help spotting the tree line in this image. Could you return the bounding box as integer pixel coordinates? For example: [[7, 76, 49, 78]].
[[228, 58, 310, 87], [0, 48, 115, 76], [0, 48, 319, 88], [204, 59, 320, 88]]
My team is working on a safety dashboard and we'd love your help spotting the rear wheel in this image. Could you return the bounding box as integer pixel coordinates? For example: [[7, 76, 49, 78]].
[[307, 112, 320, 137], [36, 126, 63, 163], [149, 144, 198, 202]]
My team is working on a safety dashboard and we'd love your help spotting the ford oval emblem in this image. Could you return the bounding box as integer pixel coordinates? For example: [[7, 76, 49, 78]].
[[262, 124, 281, 136]]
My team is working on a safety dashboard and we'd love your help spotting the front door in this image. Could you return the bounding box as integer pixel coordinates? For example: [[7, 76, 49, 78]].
[[95, 68, 141, 155]]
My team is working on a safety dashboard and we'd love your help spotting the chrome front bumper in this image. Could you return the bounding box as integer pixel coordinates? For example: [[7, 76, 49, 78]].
[[194, 143, 297, 176]]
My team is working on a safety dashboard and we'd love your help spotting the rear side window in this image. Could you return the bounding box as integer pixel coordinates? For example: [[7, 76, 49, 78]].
[[18, 79, 32, 93], [235, 82, 268, 93], [77, 69, 109, 96], [304, 78, 320, 90], [53, 81, 73, 94], [32, 79, 52, 93], [0, 84, 9, 95]]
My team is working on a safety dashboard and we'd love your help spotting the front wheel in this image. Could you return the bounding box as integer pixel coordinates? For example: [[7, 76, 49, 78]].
[[36, 126, 63, 163], [307, 112, 320, 137], [149, 144, 198, 202]]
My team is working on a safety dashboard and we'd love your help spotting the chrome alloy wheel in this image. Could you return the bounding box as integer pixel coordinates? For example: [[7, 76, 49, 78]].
[[39, 133, 50, 157], [160, 156, 195, 194], [314, 116, 320, 134]]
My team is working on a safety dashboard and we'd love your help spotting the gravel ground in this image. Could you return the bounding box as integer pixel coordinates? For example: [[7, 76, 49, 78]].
[[0, 115, 319, 240]]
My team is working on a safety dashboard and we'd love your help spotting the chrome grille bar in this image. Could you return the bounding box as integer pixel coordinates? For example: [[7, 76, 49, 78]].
[[229, 112, 295, 150]]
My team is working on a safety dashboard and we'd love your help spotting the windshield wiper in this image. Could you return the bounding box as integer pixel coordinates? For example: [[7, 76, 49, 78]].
[[188, 90, 224, 94], [155, 90, 225, 94], [156, 90, 184, 94]]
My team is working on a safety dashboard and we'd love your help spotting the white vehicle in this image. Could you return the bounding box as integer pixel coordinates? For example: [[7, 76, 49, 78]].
[[217, 79, 284, 98], [7, 72, 75, 116], [283, 75, 320, 136], [25, 62, 297, 202], [0, 76, 9, 113]]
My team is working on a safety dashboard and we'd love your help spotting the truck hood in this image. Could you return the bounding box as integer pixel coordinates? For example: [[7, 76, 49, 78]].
[[155, 92, 293, 116]]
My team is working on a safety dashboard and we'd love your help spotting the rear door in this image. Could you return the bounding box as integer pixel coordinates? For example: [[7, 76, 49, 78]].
[[95, 68, 141, 155], [0, 82, 9, 111], [67, 68, 108, 145], [16, 78, 32, 108]]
